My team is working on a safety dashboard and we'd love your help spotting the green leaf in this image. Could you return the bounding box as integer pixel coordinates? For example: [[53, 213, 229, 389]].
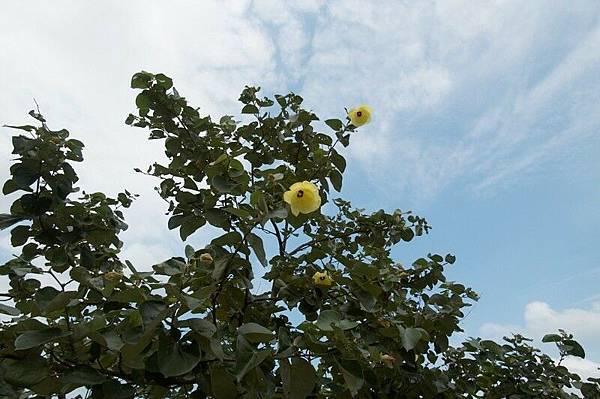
[[339, 362, 363, 396], [238, 322, 274, 343], [209, 153, 229, 166], [236, 350, 270, 382], [356, 289, 377, 312], [241, 104, 259, 114], [0, 214, 25, 230], [212, 231, 242, 247], [99, 380, 136, 399], [3, 358, 49, 387], [211, 175, 236, 193], [563, 339, 585, 358], [0, 303, 20, 316], [15, 328, 72, 350], [542, 334, 562, 343], [153, 258, 186, 276], [247, 233, 267, 267], [62, 366, 107, 386], [330, 150, 346, 173], [212, 256, 230, 281], [315, 310, 340, 331], [401, 228, 415, 242], [10, 224, 29, 247], [179, 216, 206, 241], [325, 119, 343, 131], [140, 301, 167, 330], [167, 214, 185, 230], [315, 310, 358, 332], [211, 366, 238, 399], [205, 208, 230, 228], [155, 73, 173, 90], [181, 318, 217, 337], [401, 327, 427, 351], [131, 71, 153, 89], [329, 169, 343, 192], [158, 343, 201, 377], [136, 92, 151, 109], [44, 291, 78, 313], [224, 207, 252, 219], [281, 357, 316, 399], [185, 244, 195, 259]]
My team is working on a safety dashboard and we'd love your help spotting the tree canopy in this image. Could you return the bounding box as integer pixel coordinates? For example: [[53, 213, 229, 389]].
[[0, 71, 598, 398]]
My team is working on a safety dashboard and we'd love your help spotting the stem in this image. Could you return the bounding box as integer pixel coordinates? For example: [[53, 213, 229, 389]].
[[270, 220, 285, 256], [288, 229, 367, 257]]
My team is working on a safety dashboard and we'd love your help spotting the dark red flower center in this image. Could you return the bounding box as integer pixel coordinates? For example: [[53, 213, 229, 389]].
[[297, 190, 304, 198], [356, 111, 362, 117]]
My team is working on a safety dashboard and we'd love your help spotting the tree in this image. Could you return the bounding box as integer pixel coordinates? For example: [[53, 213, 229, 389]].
[[0, 71, 598, 398]]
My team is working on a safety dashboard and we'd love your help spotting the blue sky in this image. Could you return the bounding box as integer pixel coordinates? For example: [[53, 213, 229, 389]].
[[1, 0, 600, 377]]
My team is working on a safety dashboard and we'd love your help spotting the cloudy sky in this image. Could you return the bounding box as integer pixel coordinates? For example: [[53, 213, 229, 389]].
[[1, 0, 600, 377]]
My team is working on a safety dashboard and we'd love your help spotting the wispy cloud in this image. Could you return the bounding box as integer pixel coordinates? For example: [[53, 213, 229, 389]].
[[289, 1, 600, 200]]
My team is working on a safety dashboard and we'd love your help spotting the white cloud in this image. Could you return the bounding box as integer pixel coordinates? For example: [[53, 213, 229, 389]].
[[481, 301, 600, 345], [289, 0, 600, 200], [0, 1, 279, 269], [480, 301, 600, 379], [562, 357, 600, 382]]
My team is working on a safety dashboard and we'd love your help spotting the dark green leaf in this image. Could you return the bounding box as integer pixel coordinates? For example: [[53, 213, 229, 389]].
[[330, 150, 346, 173], [140, 301, 167, 330], [542, 334, 562, 343], [281, 357, 316, 399], [3, 358, 49, 387], [401, 327, 426, 351], [563, 339, 585, 358], [325, 119, 343, 131], [329, 169, 343, 192], [131, 71, 153, 89], [211, 366, 238, 399], [0, 303, 20, 316], [179, 216, 206, 241], [62, 366, 107, 386], [238, 322, 274, 343], [247, 233, 267, 267], [242, 104, 259, 114], [0, 214, 26, 230], [158, 343, 201, 377], [236, 350, 270, 382], [155, 73, 173, 90], [15, 328, 72, 350]]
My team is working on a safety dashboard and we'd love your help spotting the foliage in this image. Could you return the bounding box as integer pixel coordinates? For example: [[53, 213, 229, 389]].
[[0, 71, 598, 398]]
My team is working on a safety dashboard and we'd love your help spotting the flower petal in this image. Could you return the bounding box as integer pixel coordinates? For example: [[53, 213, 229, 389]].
[[283, 190, 294, 204]]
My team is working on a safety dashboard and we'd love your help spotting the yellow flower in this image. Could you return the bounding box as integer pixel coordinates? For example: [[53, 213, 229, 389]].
[[283, 181, 321, 217], [312, 271, 333, 287], [348, 105, 372, 127]]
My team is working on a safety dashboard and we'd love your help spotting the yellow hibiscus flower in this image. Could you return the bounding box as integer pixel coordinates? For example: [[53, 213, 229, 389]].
[[348, 105, 372, 127], [283, 181, 321, 217], [312, 271, 333, 287]]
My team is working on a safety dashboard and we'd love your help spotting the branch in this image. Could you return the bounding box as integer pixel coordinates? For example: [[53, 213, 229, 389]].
[[270, 220, 285, 256], [288, 228, 367, 257]]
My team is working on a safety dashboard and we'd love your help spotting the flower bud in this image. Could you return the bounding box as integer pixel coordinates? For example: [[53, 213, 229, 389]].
[[380, 354, 396, 366], [198, 253, 213, 264], [104, 271, 122, 281]]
